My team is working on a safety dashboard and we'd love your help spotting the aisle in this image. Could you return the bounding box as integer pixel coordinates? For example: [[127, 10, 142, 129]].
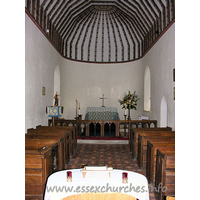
[[66, 144, 156, 200]]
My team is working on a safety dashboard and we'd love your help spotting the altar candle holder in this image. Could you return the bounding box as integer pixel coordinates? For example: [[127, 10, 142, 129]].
[[67, 171, 72, 182], [122, 172, 128, 183]]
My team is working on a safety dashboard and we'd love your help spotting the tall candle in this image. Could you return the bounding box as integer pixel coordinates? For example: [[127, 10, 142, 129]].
[[124, 109, 128, 115], [76, 99, 78, 118], [79, 102, 80, 109]]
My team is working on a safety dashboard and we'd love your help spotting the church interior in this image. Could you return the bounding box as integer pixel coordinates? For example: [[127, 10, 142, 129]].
[[24, 1, 177, 200]]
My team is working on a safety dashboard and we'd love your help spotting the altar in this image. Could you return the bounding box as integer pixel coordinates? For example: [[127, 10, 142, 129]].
[[85, 107, 120, 120]]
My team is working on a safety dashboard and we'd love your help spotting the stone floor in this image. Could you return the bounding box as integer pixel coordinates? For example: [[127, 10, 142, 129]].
[[66, 144, 156, 200]]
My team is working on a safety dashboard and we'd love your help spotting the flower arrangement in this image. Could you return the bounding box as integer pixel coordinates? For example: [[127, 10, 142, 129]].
[[118, 91, 140, 110]]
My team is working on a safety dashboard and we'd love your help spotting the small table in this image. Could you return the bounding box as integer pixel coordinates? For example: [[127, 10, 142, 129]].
[[44, 169, 149, 200]]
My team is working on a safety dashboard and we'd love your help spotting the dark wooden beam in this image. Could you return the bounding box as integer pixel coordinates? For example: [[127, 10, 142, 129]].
[[58, 1, 91, 36], [158, 0, 166, 32], [36, 0, 40, 23], [32, 0, 36, 19], [171, 0, 175, 19], [27, 0, 31, 12], [118, 10, 141, 59], [114, 11, 131, 61]]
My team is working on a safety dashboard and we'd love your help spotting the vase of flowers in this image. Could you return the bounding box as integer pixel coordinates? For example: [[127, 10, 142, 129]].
[[118, 91, 140, 120]]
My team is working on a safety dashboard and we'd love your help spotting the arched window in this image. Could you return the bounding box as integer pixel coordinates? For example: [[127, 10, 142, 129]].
[[160, 96, 168, 127], [54, 65, 60, 104], [144, 66, 151, 111]]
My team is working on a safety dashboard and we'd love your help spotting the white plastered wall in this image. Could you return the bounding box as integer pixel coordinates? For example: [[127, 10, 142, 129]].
[[142, 24, 175, 129], [25, 12, 175, 131], [60, 59, 144, 120], [25, 14, 62, 132]]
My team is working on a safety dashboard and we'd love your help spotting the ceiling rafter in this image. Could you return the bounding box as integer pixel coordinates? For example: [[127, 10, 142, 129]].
[[60, 2, 92, 37], [116, 0, 151, 30], [113, 11, 130, 61], [115, 9, 135, 59], [25, 0, 175, 63]]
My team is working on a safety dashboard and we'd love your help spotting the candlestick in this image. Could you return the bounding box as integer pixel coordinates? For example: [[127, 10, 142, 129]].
[[124, 115, 127, 120], [76, 99, 78, 118]]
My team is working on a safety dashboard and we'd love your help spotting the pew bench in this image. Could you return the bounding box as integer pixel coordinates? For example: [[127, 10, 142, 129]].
[[25, 140, 60, 200], [25, 138, 64, 171], [137, 134, 175, 168], [36, 126, 77, 155], [146, 141, 175, 183], [131, 130, 175, 159], [25, 135, 66, 169], [129, 127, 172, 153], [27, 132, 70, 166], [27, 128, 73, 158], [155, 150, 175, 200]]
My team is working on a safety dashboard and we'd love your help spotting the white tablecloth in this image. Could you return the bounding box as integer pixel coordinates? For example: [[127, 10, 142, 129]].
[[44, 169, 149, 200]]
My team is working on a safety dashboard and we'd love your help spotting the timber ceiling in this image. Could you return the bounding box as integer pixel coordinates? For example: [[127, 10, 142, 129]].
[[25, 0, 175, 63]]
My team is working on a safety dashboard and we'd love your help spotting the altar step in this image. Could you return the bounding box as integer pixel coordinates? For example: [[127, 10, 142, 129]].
[[77, 137, 129, 144]]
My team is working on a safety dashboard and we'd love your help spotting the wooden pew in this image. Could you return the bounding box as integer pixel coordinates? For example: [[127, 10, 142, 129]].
[[129, 127, 172, 156], [132, 130, 174, 160], [27, 128, 72, 160], [25, 135, 66, 169], [25, 139, 59, 200], [155, 149, 175, 200], [36, 126, 77, 155], [146, 141, 175, 183], [137, 133, 175, 168]]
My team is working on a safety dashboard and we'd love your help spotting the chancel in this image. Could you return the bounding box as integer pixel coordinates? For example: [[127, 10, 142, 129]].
[[25, 1, 175, 199]]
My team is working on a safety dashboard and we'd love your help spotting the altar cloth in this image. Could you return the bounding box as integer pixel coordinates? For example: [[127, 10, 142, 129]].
[[44, 169, 149, 200], [85, 107, 120, 120]]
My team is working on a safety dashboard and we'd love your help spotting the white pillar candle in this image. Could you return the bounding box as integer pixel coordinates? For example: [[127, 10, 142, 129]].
[[76, 99, 78, 117], [124, 108, 128, 115]]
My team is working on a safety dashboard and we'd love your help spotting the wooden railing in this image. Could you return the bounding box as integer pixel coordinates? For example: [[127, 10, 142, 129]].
[[48, 119, 157, 138]]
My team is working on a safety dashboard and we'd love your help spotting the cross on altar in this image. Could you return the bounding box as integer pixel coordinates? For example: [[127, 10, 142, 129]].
[[100, 94, 107, 107]]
